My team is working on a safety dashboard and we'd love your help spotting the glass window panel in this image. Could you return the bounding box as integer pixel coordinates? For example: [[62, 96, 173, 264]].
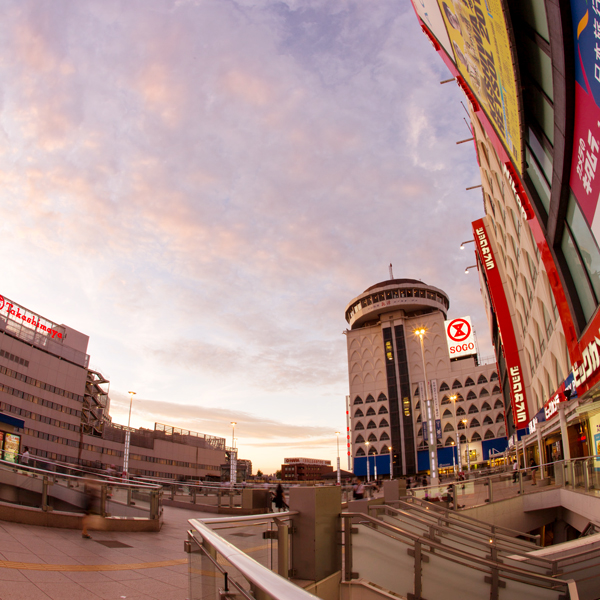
[[530, 87, 554, 145], [513, 0, 549, 42], [523, 36, 553, 101], [566, 194, 600, 304], [526, 147, 551, 213], [528, 128, 553, 183], [561, 227, 597, 321]]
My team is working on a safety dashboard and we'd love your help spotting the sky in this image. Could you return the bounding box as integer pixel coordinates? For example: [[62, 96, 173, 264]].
[[0, 0, 492, 474]]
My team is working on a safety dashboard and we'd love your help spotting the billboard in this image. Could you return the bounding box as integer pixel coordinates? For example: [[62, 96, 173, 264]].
[[472, 218, 530, 428], [411, 0, 523, 174], [445, 316, 477, 358]]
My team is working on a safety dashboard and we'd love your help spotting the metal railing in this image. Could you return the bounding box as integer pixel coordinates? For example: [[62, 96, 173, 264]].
[[407, 457, 600, 510], [187, 513, 320, 600], [342, 511, 579, 599], [0, 458, 162, 519]]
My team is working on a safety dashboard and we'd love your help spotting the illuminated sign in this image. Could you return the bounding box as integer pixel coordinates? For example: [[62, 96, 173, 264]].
[[284, 458, 331, 466], [444, 316, 476, 358], [0, 294, 64, 339], [472, 219, 530, 428]]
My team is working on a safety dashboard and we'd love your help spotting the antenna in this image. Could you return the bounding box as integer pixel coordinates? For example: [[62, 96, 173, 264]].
[[389, 263, 394, 279]]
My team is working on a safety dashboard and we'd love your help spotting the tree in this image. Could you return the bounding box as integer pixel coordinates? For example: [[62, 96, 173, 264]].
[[275, 469, 282, 479], [256, 469, 263, 477]]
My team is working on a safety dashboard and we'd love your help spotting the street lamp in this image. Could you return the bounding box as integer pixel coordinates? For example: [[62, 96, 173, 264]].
[[365, 441, 370, 482], [335, 431, 341, 485], [464, 265, 478, 274], [123, 391, 136, 480], [450, 394, 462, 474], [462, 419, 470, 473], [388, 446, 393, 480], [230, 422, 237, 486], [460, 240, 475, 250], [414, 327, 438, 485]]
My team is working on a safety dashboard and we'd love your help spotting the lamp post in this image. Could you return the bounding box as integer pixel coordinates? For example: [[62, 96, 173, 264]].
[[335, 431, 341, 485], [414, 327, 438, 485], [462, 419, 470, 473], [450, 394, 462, 474], [388, 446, 393, 480], [230, 422, 237, 486], [123, 391, 136, 480], [365, 441, 370, 482]]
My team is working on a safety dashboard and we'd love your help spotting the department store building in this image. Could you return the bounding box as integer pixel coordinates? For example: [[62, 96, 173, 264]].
[[410, 0, 600, 466], [0, 293, 226, 479], [344, 279, 507, 478]]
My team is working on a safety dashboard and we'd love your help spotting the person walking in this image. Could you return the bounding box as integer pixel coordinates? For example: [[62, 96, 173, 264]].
[[273, 484, 288, 512], [512, 459, 518, 483]]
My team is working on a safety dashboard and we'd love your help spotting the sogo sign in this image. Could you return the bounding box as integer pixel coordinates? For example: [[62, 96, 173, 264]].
[[444, 316, 476, 358]]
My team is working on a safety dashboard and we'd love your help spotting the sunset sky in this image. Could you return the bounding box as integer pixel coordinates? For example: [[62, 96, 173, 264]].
[[0, 0, 491, 473]]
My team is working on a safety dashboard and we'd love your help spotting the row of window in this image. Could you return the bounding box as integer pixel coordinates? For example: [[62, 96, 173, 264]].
[[354, 406, 388, 417], [0, 363, 84, 403], [353, 393, 387, 405], [354, 418, 389, 431], [1, 400, 80, 433], [0, 348, 29, 368], [0, 380, 82, 418], [437, 375, 498, 391], [355, 432, 390, 444], [345, 287, 449, 321]]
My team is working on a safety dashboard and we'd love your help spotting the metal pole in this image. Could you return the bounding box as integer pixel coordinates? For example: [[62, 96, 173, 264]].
[[416, 330, 438, 485], [125, 391, 136, 480], [336, 432, 341, 485], [366, 442, 370, 482], [452, 395, 462, 473], [389, 446, 393, 480]]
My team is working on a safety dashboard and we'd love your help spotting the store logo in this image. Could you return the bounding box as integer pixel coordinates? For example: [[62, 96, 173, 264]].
[[447, 318, 471, 342], [0, 295, 4, 311], [0, 294, 63, 339], [475, 227, 495, 270], [510, 366, 527, 424]]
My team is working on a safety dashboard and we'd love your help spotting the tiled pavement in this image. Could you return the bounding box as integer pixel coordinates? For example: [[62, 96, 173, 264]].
[[0, 506, 213, 600]]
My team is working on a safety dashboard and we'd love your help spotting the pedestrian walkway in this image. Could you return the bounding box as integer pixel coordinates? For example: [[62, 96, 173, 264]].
[[0, 506, 211, 600]]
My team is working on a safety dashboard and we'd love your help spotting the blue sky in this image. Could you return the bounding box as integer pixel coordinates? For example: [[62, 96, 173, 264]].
[[0, 0, 490, 473]]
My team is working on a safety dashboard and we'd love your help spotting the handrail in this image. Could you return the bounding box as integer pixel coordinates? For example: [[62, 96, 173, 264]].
[[189, 518, 320, 600], [0, 458, 161, 491], [199, 510, 299, 525], [345, 512, 578, 594]]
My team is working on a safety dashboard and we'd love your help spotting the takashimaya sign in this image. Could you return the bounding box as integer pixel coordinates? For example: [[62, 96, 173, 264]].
[[0, 294, 63, 339]]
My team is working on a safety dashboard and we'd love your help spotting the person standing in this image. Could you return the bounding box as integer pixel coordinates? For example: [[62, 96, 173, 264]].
[[512, 459, 518, 483], [273, 484, 288, 512], [20, 447, 30, 466], [530, 459, 538, 485]]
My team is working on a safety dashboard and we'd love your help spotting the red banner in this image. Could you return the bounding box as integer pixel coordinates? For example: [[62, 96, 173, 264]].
[[472, 219, 530, 428]]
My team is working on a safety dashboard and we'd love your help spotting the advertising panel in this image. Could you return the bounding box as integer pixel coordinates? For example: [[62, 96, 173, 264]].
[[444, 316, 477, 358], [437, 0, 522, 172], [472, 218, 530, 428], [410, 0, 454, 57], [570, 1, 600, 246], [3, 433, 20, 463]]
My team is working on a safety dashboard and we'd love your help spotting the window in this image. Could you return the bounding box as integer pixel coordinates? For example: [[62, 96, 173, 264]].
[[481, 402, 491, 411], [368, 433, 377, 442], [439, 382, 450, 391], [380, 432, 390, 441], [354, 409, 364, 418], [465, 377, 475, 387], [441, 395, 451, 405], [452, 380, 462, 389], [467, 391, 477, 400], [413, 386, 419, 396], [454, 393, 464, 402], [443, 409, 452, 418], [355, 434, 365, 443], [356, 447, 365, 456], [380, 445, 390, 453], [366, 394, 375, 403], [444, 436, 455, 447], [470, 418, 480, 428], [477, 374, 488, 384], [354, 396, 363, 405], [444, 423, 454, 432], [456, 407, 466, 416], [415, 401, 421, 410], [366, 407, 376, 416], [355, 421, 364, 431], [491, 372, 498, 381], [379, 418, 389, 428], [367, 421, 377, 429], [484, 430, 495, 440], [378, 393, 387, 402], [378, 406, 388, 414], [368, 446, 378, 455], [468, 405, 479, 414], [495, 413, 504, 423], [483, 416, 493, 425], [492, 385, 501, 394], [457, 420, 466, 430], [471, 432, 482, 442]]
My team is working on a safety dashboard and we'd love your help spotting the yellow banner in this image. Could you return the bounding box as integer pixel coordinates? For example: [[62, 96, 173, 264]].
[[438, 0, 522, 172]]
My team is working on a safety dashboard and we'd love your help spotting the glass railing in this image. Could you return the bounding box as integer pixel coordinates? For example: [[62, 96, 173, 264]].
[[342, 512, 579, 599], [0, 458, 162, 519], [187, 514, 319, 600]]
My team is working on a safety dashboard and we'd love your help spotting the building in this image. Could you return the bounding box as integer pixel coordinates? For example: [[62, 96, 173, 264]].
[[281, 458, 333, 481], [0, 293, 226, 479], [409, 1, 600, 466], [220, 456, 253, 483], [344, 278, 506, 478]]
